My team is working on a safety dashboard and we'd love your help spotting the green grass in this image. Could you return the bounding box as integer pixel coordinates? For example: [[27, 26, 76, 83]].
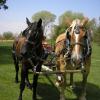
[[0, 42, 100, 100]]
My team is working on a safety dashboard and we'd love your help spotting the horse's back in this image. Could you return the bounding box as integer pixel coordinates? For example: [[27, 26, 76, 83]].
[[55, 33, 66, 55], [55, 33, 66, 43]]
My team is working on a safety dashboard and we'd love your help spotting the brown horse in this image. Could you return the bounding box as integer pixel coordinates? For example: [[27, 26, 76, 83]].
[[12, 18, 44, 100], [55, 18, 92, 100], [12, 18, 36, 86]]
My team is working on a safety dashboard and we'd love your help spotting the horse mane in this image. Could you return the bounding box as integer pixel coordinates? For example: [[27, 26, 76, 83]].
[[69, 19, 81, 34]]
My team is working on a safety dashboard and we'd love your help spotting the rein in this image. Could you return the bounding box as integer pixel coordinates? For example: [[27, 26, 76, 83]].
[[70, 42, 85, 47], [25, 39, 34, 45]]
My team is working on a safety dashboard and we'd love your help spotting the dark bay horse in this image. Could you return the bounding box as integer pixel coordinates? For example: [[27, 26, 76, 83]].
[[12, 18, 44, 100], [55, 18, 92, 100], [12, 18, 35, 85]]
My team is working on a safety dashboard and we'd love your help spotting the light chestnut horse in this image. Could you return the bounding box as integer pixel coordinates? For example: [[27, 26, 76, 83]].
[[55, 18, 92, 100]]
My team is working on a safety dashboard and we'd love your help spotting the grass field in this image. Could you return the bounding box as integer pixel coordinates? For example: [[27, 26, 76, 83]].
[[0, 41, 100, 100]]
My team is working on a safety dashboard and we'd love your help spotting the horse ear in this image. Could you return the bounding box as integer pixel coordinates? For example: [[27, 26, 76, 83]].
[[81, 17, 88, 26], [37, 18, 42, 28], [26, 17, 31, 26]]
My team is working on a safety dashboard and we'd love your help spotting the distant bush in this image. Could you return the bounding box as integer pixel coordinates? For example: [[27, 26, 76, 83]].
[[0, 34, 3, 40], [3, 32, 14, 40], [94, 25, 100, 45]]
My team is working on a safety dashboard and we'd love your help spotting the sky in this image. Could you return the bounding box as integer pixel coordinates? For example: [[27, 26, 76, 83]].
[[0, 0, 100, 34]]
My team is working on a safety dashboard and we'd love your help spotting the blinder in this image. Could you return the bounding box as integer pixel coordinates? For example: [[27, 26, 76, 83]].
[[74, 25, 80, 34], [65, 25, 91, 63]]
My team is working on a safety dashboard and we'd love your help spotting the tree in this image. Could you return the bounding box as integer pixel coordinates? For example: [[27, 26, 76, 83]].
[[32, 11, 56, 38], [0, 34, 3, 40], [53, 24, 67, 40], [32, 10, 56, 27], [53, 11, 96, 40], [3, 31, 14, 39], [59, 11, 84, 25], [52, 11, 85, 39], [0, 0, 8, 10], [93, 17, 100, 45]]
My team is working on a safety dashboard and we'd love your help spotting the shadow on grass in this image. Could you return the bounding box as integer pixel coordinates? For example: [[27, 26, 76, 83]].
[[0, 45, 13, 64], [37, 82, 60, 100], [36, 76, 100, 100], [37, 75, 60, 100], [72, 82, 100, 100]]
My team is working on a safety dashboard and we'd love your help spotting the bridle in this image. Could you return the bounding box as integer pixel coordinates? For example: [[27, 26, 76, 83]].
[[24, 23, 44, 65], [65, 25, 89, 70], [25, 39, 35, 45], [70, 42, 85, 47]]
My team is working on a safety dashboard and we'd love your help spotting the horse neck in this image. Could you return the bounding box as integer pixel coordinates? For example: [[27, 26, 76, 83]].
[[35, 41, 43, 56]]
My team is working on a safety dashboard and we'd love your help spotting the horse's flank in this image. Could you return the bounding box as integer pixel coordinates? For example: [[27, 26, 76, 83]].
[[55, 33, 66, 56], [13, 36, 26, 57]]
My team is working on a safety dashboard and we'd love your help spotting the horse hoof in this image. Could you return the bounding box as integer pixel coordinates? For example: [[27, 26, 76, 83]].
[[18, 97, 22, 100], [55, 81, 59, 87], [33, 98, 37, 100], [60, 95, 66, 100], [15, 80, 19, 83], [60, 98, 65, 100], [69, 84, 76, 89], [26, 83, 32, 90], [79, 96, 86, 100]]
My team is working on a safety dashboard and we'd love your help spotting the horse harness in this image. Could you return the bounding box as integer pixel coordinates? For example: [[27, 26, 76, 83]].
[[55, 28, 92, 71]]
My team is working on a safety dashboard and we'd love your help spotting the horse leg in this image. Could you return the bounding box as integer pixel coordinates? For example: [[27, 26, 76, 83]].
[[79, 72, 88, 100], [32, 63, 42, 100], [18, 65, 26, 100], [12, 52, 19, 83], [59, 74, 66, 100], [15, 59, 19, 83], [12, 44, 19, 83], [25, 70, 32, 90], [69, 73, 75, 89], [56, 55, 66, 100], [70, 73, 73, 85], [32, 74, 39, 100]]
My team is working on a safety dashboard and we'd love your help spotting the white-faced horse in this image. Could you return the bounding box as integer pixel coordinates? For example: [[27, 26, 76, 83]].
[[55, 18, 92, 100]]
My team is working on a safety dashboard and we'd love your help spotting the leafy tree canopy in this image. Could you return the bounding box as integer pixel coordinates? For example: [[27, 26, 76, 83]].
[[0, 0, 8, 10], [32, 10, 56, 27], [53, 11, 97, 40], [59, 11, 84, 25], [3, 31, 13, 39]]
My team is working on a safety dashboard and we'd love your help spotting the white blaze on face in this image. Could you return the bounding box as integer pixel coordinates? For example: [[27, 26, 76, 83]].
[[72, 32, 82, 62], [70, 19, 81, 35], [74, 33, 80, 60], [70, 19, 82, 61]]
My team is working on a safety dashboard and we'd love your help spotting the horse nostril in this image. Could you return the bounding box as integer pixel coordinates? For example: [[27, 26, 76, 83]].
[[77, 59, 81, 64], [72, 58, 81, 65]]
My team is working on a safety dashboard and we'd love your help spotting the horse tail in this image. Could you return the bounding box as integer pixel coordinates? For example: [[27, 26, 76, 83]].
[[12, 42, 15, 54], [12, 41, 17, 64]]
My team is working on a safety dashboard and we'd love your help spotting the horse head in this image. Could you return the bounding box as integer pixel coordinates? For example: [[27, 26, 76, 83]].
[[66, 18, 89, 68], [21, 18, 43, 57]]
